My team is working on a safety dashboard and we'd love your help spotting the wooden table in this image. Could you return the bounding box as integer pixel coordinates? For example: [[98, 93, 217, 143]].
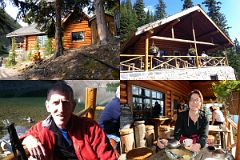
[[147, 147, 213, 160], [147, 117, 171, 139], [208, 125, 230, 149]]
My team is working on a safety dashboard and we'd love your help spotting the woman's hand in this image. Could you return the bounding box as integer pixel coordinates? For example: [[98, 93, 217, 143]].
[[157, 139, 168, 149], [185, 143, 201, 152], [22, 135, 46, 160]]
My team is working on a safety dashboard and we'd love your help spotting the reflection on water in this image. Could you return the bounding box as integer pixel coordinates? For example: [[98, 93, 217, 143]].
[[0, 97, 86, 138]]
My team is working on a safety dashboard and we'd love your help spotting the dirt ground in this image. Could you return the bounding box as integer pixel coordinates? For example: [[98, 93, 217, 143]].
[[0, 39, 120, 80]]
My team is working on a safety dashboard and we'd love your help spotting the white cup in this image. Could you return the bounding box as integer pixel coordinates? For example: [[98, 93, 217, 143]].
[[183, 138, 193, 147]]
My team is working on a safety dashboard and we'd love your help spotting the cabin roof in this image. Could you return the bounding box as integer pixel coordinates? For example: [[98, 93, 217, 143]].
[[122, 5, 233, 53], [6, 11, 113, 38], [89, 13, 114, 22], [6, 24, 45, 37]]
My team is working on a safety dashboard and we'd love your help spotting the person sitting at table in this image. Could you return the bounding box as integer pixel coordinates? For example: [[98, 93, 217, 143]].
[[209, 106, 225, 125], [157, 90, 209, 152], [152, 101, 161, 118]]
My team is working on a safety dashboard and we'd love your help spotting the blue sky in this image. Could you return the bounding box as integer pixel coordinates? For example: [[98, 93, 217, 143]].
[[130, 0, 240, 42]]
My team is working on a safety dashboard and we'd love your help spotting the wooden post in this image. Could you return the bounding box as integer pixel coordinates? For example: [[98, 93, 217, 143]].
[[85, 88, 97, 119], [192, 19, 199, 68], [145, 32, 150, 71], [236, 110, 240, 160], [223, 50, 229, 66], [171, 26, 175, 38]]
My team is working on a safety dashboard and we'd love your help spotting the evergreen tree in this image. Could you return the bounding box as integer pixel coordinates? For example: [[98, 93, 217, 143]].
[[120, 0, 137, 43], [181, 0, 193, 10], [224, 38, 240, 79], [145, 10, 151, 24], [134, 0, 146, 27], [45, 37, 54, 55], [234, 38, 240, 54], [8, 37, 16, 66], [202, 0, 230, 35], [155, 0, 166, 20]]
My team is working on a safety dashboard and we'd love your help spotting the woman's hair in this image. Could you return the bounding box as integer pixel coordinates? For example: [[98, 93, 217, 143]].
[[188, 89, 204, 108], [210, 106, 218, 112]]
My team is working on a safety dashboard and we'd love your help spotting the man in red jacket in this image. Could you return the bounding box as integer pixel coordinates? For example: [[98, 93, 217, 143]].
[[21, 82, 116, 160]]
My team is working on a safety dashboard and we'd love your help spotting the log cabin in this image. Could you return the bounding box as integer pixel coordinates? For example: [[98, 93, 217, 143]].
[[120, 80, 239, 158], [6, 11, 115, 54], [120, 5, 235, 80]]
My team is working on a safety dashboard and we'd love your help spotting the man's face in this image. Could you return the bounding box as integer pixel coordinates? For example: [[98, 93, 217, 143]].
[[45, 91, 75, 129]]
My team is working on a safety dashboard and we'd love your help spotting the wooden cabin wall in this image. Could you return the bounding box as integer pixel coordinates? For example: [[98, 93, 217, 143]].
[[25, 35, 46, 52], [121, 80, 192, 117], [26, 36, 37, 51], [120, 80, 128, 104], [63, 20, 92, 49], [91, 15, 115, 44]]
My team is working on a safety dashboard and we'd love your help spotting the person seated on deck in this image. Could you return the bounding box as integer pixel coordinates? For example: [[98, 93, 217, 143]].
[[98, 86, 120, 155], [157, 90, 209, 152], [209, 106, 225, 125], [20, 82, 116, 160]]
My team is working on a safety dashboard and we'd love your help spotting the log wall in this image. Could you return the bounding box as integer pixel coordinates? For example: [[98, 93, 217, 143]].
[[120, 80, 192, 116], [63, 19, 92, 49]]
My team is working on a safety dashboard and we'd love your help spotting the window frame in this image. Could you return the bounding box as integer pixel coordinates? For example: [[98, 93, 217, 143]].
[[71, 31, 85, 42]]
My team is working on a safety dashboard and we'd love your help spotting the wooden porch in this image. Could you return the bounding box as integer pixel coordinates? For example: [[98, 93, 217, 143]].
[[120, 55, 228, 72]]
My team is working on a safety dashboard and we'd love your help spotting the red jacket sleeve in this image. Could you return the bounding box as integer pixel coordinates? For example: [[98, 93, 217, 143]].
[[88, 120, 117, 160]]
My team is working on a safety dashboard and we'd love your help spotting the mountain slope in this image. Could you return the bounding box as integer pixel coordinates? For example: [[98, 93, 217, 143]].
[[0, 9, 21, 54]]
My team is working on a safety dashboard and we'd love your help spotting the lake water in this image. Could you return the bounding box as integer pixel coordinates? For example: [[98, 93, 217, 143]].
[[0, 97, 101, 138]]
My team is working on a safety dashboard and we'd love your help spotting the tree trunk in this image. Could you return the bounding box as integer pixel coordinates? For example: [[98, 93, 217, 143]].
[[54, 0, 63, 58], [95, 0, 112, 45]]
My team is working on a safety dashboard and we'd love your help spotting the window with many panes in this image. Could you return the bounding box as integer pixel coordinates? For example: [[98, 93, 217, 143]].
[[132, 85, 165, 119], [72, 31, 85, 41], [37, 35, 47, 48]]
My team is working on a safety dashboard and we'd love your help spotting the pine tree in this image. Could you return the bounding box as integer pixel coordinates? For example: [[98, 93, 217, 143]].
[[155, 0, 166, 20], [120, 0, 137, 43], [134, 0, 146, 27], [202, 0, 230, 35], [223, 38, 240, 79], [181, 0, 193, 10], [145, 10, 151, 24], [45, 37, 53, 56], [8, 37, 16, 66]]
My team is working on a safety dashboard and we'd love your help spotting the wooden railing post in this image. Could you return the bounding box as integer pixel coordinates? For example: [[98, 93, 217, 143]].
[[192, 19, 199, 68], [236, 110, 240, 160], [224, 51, 229, 66], [85, 88, 97, 119], [145, 32, 150, 71]]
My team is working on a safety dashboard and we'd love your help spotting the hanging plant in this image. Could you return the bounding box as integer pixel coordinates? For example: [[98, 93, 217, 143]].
[[188, 47, 196, 55], [149, 41, 159, 55], [212, 81, 240, 114]]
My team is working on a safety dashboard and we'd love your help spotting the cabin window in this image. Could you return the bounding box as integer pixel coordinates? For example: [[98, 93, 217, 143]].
[[37, 35, 48, 48], [72, 31, 85, 41], [132, 85, 165, 119]]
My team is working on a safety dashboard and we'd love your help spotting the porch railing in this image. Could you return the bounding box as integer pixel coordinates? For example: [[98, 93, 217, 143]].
[[225, 117, 237, 157], [120, 54, 228, 72]]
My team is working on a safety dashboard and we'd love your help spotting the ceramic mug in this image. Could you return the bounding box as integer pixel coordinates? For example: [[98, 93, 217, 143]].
[[183, 138, 193, 147]]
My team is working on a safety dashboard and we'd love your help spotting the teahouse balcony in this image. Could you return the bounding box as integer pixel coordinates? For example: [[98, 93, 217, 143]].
[[120, 6, 235, 80]]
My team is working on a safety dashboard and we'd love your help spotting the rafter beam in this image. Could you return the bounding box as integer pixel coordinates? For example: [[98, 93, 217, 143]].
[[150, 36, 216, 46], [197, 30, 219, 40]]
